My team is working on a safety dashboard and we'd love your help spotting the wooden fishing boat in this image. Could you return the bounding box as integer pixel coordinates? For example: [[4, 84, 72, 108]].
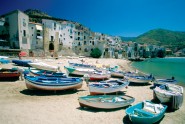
[[64, 66, 110, 81], [110, 70, 125, 78], [125, 101, 167, 124], [29, 62, 59, 72], [125, 75, 153, 84], [0, 68, 20, 81], [68, 61, 96, 69], [24, 75, 83, 91], [88, 79, 129, 95], [29, 68, 67, 78], [0, 56, 9, 59], [154, 84, 183, 109], [12, 59, 32, 67], [153, 78, 177, 87], [78, 95, 135, 109], [0, 58, 10, 64]]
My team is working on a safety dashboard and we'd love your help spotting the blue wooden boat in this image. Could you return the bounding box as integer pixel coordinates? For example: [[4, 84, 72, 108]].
[[12, 59, 32, 67], [29, 68, 67, 78], [24, 76, 83, 91], [125, 101, 167, 124], [0, 58, 10, 64]]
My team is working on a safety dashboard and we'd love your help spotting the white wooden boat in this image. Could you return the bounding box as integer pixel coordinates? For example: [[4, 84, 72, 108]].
[[24, 76, 83, 91], [78, 95, 135, 109], [29, 62, 59, 72], [125, 75, 153, 84], [64, 66, 110, 81], [88, 79, 129, 95], [0, 56, 9, 59], [154, 84, 183, 103]]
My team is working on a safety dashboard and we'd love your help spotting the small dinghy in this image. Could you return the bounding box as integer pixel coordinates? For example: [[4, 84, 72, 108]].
[[125, 101, 167, 124], [88, 79, 129, 95], [78, 95, 135, 109]]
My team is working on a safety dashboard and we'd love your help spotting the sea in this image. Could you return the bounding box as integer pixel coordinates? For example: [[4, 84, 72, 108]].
[[131, 57, 185, 86]]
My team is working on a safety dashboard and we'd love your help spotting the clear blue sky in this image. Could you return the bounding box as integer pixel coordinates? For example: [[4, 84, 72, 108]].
[[0, 0, 185, 37]]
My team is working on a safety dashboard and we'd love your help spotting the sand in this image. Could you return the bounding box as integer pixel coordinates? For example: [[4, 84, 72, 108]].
[[0, 57, 185, 124]]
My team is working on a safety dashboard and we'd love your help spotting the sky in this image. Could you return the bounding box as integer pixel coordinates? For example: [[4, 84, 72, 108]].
[[0, 0, 185, 37]]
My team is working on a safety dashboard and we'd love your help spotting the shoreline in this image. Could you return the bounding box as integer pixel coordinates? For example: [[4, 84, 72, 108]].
[[0, 57, 185, 124]]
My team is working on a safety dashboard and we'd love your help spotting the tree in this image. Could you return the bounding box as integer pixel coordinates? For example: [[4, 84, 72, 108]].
[[157, 49, 166, 58], [90, 48, 102, 58]]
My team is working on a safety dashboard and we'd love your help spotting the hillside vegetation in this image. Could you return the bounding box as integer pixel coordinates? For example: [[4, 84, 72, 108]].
[[134, 29, 185, 51], [24, 9, 67, 23]]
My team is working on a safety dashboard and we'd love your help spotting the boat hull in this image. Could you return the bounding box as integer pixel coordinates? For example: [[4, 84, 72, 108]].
[[65, 66, 110, 81], [0, 68, 20, 81], [78, 95, 135, 109], [24, 76, 83, 91], [12, 60, 32, 67], [29, 62, 58, 72], [125, 101, 167, 124], [154, 84, 183, 103], [89, 80, 129, 95], [125, 76, 152, 84]]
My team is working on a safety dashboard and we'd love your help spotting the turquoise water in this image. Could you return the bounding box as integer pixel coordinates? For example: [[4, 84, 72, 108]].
[[131, 58, 185, 86]]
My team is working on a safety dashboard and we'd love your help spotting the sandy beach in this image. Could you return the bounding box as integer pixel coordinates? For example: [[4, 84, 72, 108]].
[[0, 57, 185, 124]]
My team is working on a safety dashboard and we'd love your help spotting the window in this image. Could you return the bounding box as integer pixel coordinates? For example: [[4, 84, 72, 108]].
[[78, 32, 80, 35], [23, 30, 26, 37], [92, 41, 94, 45], [23, 19, 26, 27], [78, 42, 81, 46], [84, 41, 86, 45], [32, 27, 34, 29], [84, 48, 88, 52], [51, 36, 54, 41], [54, 22, 56, 30], [84, 36, 86, 39], [91, 48, 93, 51], [78, 37, 80, 40], [79, 48, 81, 50], [70, 36, 73, 39], [63, 38, 65, 40]]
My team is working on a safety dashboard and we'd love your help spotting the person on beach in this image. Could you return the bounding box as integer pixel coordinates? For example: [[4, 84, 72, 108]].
[[18, 67, 24, 81]]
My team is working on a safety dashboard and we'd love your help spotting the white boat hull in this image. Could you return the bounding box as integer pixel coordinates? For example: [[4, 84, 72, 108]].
[[78, 95, 135, 109], [25, 79, 82, 91], [29, 62, 58, 72], [154, 84, 183, 103], [89, 80, 129, 95]]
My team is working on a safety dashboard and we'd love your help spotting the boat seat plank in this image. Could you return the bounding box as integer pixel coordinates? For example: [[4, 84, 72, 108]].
[[133, 108, 154, 117]]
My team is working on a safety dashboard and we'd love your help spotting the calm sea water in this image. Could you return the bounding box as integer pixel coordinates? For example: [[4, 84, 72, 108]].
[[131, 57, 185, 86]]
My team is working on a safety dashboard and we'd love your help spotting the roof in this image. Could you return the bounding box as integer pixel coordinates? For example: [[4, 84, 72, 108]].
[[0, 9, 28, 17]]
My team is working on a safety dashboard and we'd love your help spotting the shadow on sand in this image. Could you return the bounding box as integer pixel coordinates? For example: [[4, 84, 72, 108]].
[[128, 82, 151, 87], [20, 89, 86, 96], [77, 105, 131, 113]]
